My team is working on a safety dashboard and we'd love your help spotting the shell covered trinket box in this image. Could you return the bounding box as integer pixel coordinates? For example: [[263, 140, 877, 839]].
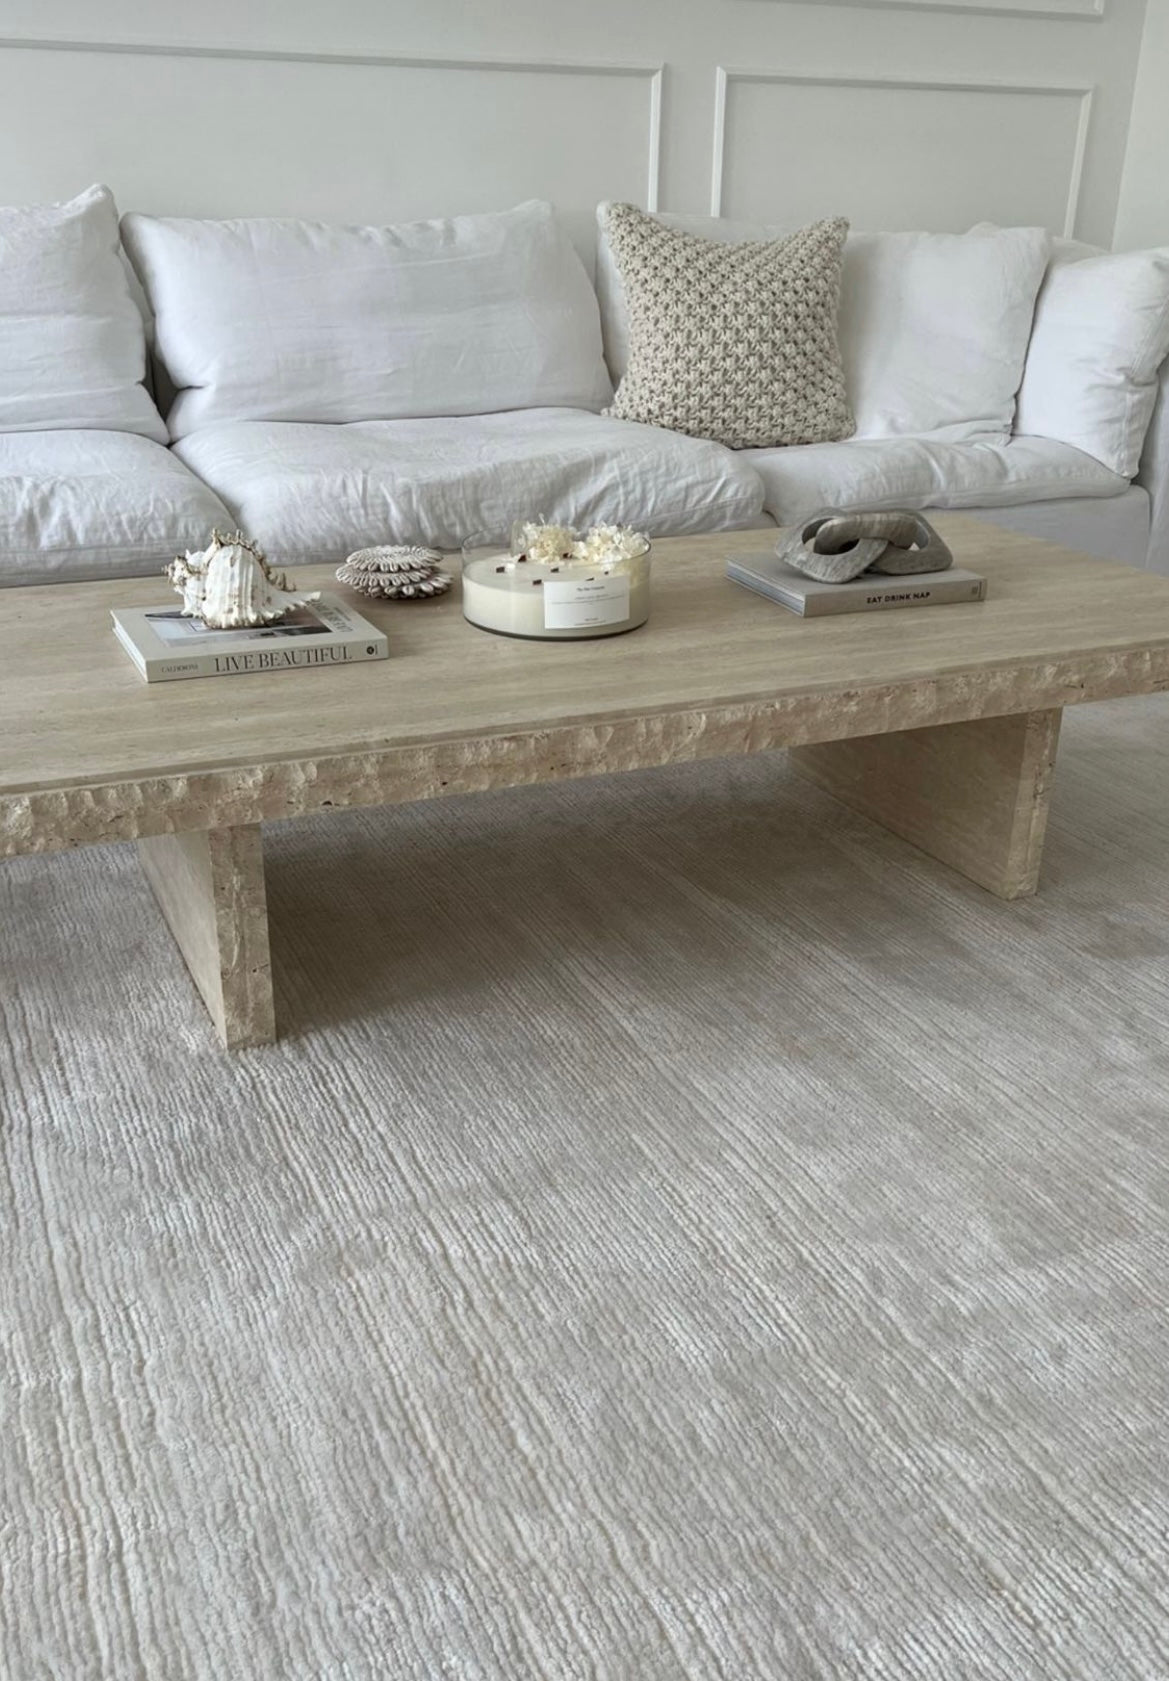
[[335, 546, 452, 600]]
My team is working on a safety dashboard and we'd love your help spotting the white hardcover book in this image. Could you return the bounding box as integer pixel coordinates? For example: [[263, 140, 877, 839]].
[[726, 552, 988, 616], [111, 593, 388, 682]]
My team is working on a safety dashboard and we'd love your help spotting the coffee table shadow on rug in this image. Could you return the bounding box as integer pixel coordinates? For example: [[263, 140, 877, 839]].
[[258, 754, 884, 1037], [257, 740, 1088, 1045]]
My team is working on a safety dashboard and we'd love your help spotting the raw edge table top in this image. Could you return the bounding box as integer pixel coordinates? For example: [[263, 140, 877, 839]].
[[4, 517, 1169, 854]]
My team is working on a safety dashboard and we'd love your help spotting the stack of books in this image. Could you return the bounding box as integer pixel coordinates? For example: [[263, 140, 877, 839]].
[[726, 552, 987, 617], [111, 593, 388, 682]]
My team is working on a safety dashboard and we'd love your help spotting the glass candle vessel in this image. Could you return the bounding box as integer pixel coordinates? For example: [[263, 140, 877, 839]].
[[461, 527, 652, 641]]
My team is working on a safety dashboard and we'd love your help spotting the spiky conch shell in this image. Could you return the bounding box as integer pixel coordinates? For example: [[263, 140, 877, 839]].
[[336, 545, 452, 600], [168, 530, 319, 628]]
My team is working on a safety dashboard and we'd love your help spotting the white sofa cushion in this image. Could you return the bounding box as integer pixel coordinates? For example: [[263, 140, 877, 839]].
[[840, 227, 1049, 443], [1015, 244, 1169, 478], [597, 208, 1049, 445], [122, 200, 613, 441], [0, 430, 231, 587], [965, 486, 1151, 569], [172, 409, 766, 558], [0, 186, 165, 442], [743, 433, 1127, 527]]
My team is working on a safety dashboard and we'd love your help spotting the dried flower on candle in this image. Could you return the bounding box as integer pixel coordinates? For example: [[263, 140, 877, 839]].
[[512, 521, 579, 565], [573, 524, 651, 568], [507, 519, 651, 571]]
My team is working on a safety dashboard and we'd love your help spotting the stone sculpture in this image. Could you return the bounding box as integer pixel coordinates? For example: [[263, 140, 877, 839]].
[[777, 510, 954, 584]]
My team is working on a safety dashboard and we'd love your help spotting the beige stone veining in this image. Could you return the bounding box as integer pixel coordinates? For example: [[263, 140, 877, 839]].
[[5, 518, 1169, 1046], [4, 519, 1169, 858]]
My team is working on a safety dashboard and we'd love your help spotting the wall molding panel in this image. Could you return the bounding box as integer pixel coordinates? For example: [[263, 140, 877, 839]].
[[741, 0, 1105, 20], [712, 66, 1094, 237], [0, 2, 1147, 253], [0, 34, 663, 214]]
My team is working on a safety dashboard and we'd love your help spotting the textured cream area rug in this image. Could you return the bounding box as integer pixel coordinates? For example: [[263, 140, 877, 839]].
[[4, 696, 1169, 1680]]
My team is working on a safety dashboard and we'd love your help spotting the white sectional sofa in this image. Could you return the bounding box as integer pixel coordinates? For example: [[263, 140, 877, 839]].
[[0, 188, 231, 585], [2, 188, 1168, 586]]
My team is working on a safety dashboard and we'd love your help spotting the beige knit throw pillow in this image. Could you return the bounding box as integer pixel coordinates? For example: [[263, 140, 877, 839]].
[[602, 203, 855, 450]]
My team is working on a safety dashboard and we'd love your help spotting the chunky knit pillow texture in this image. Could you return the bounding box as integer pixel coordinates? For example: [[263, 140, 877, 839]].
[[601, 203, 854, 450]]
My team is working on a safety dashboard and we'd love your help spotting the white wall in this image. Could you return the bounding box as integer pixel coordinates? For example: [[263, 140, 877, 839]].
[[0, 0, 1151, 260], [1114, 0, 1169, 249]]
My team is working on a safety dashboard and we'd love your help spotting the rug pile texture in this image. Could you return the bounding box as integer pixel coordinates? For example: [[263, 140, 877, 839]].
[[3, 696, 1169, 1679]]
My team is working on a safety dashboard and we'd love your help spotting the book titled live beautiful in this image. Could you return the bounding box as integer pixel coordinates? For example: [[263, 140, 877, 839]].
[[111, 592, 388, 682], [726, 552, 988, 617]]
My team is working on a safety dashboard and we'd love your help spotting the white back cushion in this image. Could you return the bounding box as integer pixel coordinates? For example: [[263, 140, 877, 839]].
[[596, 207, 1049, 445], [1015, 244, 1169, 478], [0, 185, 164, 440], [839, 227, 1048, 442], [123, 200, 613, 440]]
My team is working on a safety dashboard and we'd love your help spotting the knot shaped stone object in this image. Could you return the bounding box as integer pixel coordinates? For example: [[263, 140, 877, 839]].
[[776, 510, 954, 584]]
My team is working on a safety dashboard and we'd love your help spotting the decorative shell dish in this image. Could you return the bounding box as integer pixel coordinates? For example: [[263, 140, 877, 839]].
[[336, 546, 452, 600], [168, 530, 319, 629]]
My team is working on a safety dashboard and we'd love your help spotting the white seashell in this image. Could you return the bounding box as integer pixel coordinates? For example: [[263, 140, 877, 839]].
[[167, 530, 318, 629], [336, 545, 452, 600]]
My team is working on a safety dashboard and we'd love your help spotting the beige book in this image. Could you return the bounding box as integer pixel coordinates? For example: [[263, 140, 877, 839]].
[[727, 552, 987, 617], [111, 592, 388, 682]]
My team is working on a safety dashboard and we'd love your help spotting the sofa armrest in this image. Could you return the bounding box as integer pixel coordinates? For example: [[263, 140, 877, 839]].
[[1137, 356, 1169, 574]]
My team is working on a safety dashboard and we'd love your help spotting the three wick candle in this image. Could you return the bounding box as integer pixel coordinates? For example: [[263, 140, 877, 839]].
[[461, 522, 652, 641]]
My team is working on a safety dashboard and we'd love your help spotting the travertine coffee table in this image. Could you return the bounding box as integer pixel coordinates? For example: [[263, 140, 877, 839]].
[[4, 519, 1169, 1049]]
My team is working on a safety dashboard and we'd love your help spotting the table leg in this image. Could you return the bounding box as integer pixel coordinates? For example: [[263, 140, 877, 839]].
[[138, 823, 276, 1048], [789, 707, 1062, 900]]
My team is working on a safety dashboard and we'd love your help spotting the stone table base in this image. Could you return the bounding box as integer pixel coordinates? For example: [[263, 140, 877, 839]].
[[133, 709, 1063, 1048], [138, 824, 276, 1049], [790, 708, 1062, 901]]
